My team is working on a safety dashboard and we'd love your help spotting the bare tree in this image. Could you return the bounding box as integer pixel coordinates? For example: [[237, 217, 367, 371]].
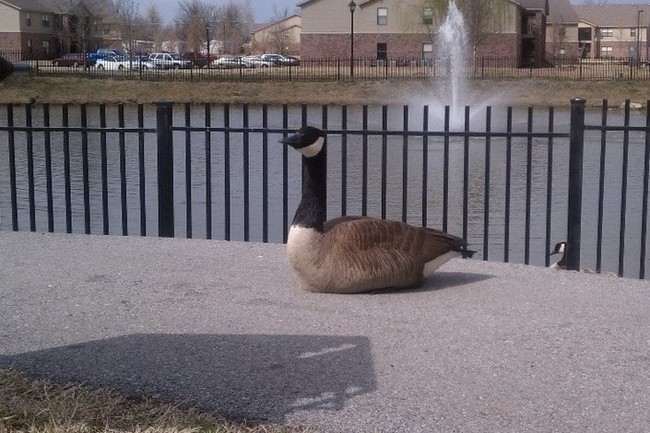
[[176, 0, 212, 53], [112, 0, 142, 53], [171, 0, 253, 55], [52, 0, 99, 54], [217, 0, 253, 54], [457, 0, 508, 55], [268, 22, 294, 54], [549, 15, 568, 57], [262, 7, 296, 54], [145, 4, 163, 51]]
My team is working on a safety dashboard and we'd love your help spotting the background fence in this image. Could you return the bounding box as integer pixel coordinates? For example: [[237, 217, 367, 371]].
[[2, 50, 650, 81], [1, 100, 649, 279]]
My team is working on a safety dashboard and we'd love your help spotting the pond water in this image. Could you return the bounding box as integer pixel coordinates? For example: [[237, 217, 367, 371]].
[[0, 103, 648, 278]]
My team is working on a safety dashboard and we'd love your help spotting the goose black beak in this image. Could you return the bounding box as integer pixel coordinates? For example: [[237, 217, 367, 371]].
[[280, 132, 301, 148]]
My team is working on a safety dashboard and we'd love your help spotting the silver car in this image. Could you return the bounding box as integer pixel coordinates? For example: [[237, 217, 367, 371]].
[[148, 52, 193, 69], [212, 56, 256, 69]]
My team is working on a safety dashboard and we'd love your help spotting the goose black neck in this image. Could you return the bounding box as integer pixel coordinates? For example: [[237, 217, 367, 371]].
[[557, 251, 567, 269], [293, 149, 327, 231]]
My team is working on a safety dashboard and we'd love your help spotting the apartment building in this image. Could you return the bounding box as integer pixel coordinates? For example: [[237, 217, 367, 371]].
[[573, 4, 648, 60], [0, 0, 117, 59], [298, 0, 550, 66], [250, 14, 301, 55]]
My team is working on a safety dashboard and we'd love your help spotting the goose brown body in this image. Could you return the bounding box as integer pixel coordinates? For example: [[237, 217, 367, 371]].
[[282, 126, 474, 294]]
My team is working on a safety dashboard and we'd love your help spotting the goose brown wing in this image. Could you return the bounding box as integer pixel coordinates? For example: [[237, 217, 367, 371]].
[[323, 217, 468, 261], [323, 217, 423, 285]]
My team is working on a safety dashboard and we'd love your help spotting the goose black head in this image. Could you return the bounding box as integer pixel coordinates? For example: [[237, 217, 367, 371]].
[[550, 241, 567, 256], [281, 126, 326, 158]]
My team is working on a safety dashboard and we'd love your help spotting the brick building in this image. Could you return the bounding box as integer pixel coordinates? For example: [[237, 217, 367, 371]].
[[298, 0, 550, 67], [0, 0, 118, 59], [573, 4, 648, 60]]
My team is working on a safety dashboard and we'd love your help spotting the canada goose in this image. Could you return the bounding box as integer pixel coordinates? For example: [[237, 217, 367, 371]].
[[550, 241, 594, 273], [281, 125, 475, 294], [549, 241, 568, 270]]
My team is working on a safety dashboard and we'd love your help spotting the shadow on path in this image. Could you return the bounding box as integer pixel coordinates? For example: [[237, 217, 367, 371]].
[[0, 333, 376, 423], [369, 271, 492, 294]]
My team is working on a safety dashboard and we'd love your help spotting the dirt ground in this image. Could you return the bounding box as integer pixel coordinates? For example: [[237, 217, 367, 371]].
[[1, 75, 649, 108]]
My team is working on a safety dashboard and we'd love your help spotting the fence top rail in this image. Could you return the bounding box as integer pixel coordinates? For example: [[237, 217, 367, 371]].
[[0, 126, 156, 133]]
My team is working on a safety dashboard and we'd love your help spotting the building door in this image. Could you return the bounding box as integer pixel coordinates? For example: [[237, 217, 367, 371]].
[[377, 43, 387, 61]]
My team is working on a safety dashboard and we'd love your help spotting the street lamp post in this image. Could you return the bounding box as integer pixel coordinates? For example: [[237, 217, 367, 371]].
[[637, 9, 645, 68], [348, 0, 356, 80]]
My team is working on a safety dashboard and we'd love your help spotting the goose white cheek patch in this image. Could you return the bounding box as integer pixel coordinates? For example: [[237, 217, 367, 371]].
[[297, 136, 324, 158]]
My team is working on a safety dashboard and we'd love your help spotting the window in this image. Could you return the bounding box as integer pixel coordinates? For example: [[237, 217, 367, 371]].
[[41, 14, 50, 28], [600, 46, 613, 57], [600, 28, 613, 37], [422, 43, 433, 62], [42, 40, 50, 55], [377, 7, 388, 25], [578, 27, 592, 41], [26, 13, 31, 27], [558, 26, 566, 37], [631, 28, 637, 38], [423, 7, 433, 25], [27, 40, 33, 55]]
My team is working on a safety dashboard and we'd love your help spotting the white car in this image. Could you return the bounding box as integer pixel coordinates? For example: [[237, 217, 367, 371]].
[[148, 52, 192, 69], [95, 55, 139, 70], [211, 56, 255, 69], [242, 55, 273, 68], [260, 53, 300, 66]]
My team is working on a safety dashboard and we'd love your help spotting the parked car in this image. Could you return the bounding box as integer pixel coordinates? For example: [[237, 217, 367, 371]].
[[89, 48, 126, 60], [148, 52, 192, 69], [212, 56, 255, 69], [259, 53, 284, 66], [95, 55, 132, 70], [51, 53, 94, 68], [182, 52, 216, 68], [241, 55, 274, 68], [279, 55, 300, 66], [120, 55, 153, 70], [259, 53, 300, 66]]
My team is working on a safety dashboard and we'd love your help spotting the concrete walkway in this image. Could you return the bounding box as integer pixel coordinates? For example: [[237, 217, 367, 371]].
[[1, 231, 650, 433]]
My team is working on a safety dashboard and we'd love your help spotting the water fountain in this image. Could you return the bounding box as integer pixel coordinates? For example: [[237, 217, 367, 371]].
[[437, 0, 468, 123], [426, 0, 502, 129]]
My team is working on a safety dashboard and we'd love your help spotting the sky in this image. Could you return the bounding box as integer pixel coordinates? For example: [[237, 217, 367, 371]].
[[141, 0, 646, 25], [139, 0, 300, 24]]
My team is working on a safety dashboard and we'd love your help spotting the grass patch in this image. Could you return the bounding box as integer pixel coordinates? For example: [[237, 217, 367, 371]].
[[1, 75, 649, 107], [0, 368, 314, 433]]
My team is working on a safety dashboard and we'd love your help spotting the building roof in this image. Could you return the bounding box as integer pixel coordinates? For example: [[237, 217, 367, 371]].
[[573, 4, 648, 27], [517, 0, 547, 11], [1, 0, 115, 16], [251, 14, 301, 34], [546, 0, 579, 23], [0, 0, 61, 13]]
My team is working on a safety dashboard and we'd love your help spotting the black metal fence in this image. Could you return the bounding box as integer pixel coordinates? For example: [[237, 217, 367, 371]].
[[1, 100, 649, 278], [2, 49, 650, 81]]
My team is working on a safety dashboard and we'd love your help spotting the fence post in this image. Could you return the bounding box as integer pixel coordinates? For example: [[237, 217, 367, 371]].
[[156, 100, 174, 237], [567, 98, 585, 271]]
